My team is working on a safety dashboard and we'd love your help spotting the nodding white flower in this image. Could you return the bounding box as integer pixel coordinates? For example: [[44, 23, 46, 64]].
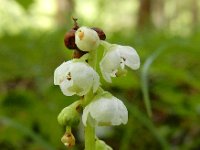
[[54, 60, 100, 96], [100, 43, 140, 82], [75, 26, 100, 52], [82, 93, 128, 126]]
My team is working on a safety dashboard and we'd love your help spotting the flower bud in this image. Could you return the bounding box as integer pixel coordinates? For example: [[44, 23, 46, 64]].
[[64, 18, 79, 50], [57, 101, 82, 127], [72, 49, 87, 59], [91, 27, 106, 40], [75, 26, 100, 51], [64, 29, 78, 49], [61, 130, 75, 148]]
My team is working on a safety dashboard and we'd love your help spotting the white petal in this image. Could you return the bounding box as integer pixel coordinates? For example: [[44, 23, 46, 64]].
[[102, 72, 112, 83], [60, 79, 75, 96], [75, 26, 100, 51], [100, 48, 121, 82], [54, 61, 72, 85], [100, 48, 121, 73], [90, 98, 117, 125], [82, 106, 90, 126], [72, 62, 100, 95], [71, 63, 93, 95], [100, 44, 140, 82], [54, 60, 100, 96], [118, 46, 140, 70], [116, 98, 128, 124], [82, 95, 128, 126]]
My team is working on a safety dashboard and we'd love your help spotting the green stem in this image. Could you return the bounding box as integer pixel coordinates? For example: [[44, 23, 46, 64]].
[[84, 48, 97, 150], [85, 123, 96, 150], [100, 41, 112, 50], [88, 48, 97, 69], [66, 126, 71, 133]]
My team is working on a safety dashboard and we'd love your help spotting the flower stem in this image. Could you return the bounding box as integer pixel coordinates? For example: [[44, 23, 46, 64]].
[[88, 48, 97, 69], [100, 41, 112, 52], [84, 48, 97, 150], [85, 123, 95, 150]]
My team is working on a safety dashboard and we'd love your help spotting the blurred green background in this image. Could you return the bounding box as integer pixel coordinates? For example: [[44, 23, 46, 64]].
[[0, 0, 200, 150]]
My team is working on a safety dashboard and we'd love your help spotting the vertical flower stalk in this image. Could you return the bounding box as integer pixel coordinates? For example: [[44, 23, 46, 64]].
[[54, 19, 140, 150], [75, 26, 100, 150]]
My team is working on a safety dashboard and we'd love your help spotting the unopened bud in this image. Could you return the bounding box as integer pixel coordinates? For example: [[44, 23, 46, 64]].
[[57, 101, 82, 127], [64, 29, 78, 49], [64, 18, 79, 49], [91, 27, 106, 40], [75, 26, 100, 52], [61, 130, 75, 148], [73, 49, 87, 59]]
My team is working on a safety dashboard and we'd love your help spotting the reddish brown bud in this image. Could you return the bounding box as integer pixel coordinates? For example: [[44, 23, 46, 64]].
[[64, 18, 79, 49], [72, 17, 79, 30], [61, 131, 75, 148], [73, 49, 87, 58], [91, 27, 106, 40], [64, 29, 77, 49], [64, 18, 106, 51]]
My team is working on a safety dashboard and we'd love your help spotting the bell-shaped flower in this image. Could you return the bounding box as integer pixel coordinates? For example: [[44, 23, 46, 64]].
[[100, 42, 140, 82], [75, 26, 100, 52], [82, 92, 128, 126], [54, 60, 100, 96]]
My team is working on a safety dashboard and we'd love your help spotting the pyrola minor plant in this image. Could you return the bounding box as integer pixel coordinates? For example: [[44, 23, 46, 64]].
[[54, 18, 140, 150]]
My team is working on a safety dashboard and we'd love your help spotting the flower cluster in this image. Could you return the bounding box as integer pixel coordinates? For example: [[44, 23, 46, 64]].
[[54, 20, 140, 149]]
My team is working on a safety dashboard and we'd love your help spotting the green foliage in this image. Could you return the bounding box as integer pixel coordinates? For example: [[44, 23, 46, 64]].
[[15, 0, 34, 10]]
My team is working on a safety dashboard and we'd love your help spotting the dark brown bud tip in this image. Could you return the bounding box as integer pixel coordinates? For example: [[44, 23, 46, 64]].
[[91, 27, 106, 40], [72, 17, 79, 30], [73, 49, 87, 58], [64, 17, 79, 49], [64, 29, 77, 49]]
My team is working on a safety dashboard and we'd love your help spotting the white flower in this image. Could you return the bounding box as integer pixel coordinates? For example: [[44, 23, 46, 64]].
[[54, 60, 100, 96], [82, 93, 128, 126], [75, 26, 100, 52], [100, 44, 140, 82]]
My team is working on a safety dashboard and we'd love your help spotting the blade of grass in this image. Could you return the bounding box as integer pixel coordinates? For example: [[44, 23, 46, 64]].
[[0, 116, 56, 150], [141, 45, 167, 117]]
